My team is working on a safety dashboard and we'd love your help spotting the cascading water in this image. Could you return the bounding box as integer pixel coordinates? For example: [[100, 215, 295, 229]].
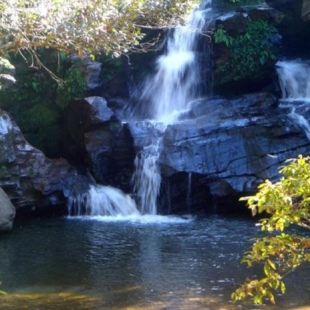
[[131, 0, 212, 123], [276, 60, 310, 100], [131, 142, 162, 215], [67, 185, 140, 217], [276, 60, 310, 140], [129, 0, 213, 215], [68, 1, 212, 217]]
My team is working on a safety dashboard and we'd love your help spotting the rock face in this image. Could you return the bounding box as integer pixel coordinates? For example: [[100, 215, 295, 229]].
[[64, 97, 135, 192], [266, 0, 301, 12], [302, 0, 310, 21], [0, 187, 15, 232], [0, 109, 92, 215], [266, 0, 310, 58], [155, 93, 309, 214]]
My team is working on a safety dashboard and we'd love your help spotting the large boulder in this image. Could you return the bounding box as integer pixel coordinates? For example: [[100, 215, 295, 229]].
[[157, 93, 310, 213], [0, 109, 92, 215], [64, 97, 135, 192], [0, 187, 15, 232]]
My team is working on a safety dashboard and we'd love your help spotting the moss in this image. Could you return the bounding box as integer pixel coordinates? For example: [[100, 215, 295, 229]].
[[17, 104, 60, 133]]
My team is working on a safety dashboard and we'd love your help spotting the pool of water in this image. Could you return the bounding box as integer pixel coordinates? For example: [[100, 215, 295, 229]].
[[0, 215, 309, 309]]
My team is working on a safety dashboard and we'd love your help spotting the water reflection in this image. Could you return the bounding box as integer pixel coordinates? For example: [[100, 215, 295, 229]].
[[0, 216, 309, 309]]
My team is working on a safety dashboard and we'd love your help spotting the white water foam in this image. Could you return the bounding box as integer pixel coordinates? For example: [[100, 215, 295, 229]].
[[131, 140, 162, 215], [67, 214, 194, 224], [276, 60, 310, 100], [67, 185, 140, 217], [276, 60, 310, 141]]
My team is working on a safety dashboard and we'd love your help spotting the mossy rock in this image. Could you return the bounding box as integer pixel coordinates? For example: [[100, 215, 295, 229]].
[[212, 9, 282, 95], [16, 104, 63, 157]]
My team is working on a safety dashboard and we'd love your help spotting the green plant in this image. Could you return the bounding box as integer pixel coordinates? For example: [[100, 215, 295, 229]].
[[56, 60, 87, 109], [0, 0, 198, 63], [214, 27, 233, 46], [214, 19, 278, 83], [232, 155, 310, 304]]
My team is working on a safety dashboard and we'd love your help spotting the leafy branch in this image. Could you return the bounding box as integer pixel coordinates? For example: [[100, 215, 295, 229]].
[[232, 156, 310, 304]]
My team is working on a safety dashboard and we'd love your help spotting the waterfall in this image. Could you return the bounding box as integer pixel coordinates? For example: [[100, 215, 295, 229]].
[[129, 0, 213, 215], [130, 0, 212, 123], [276, 60, 310, 100], [68, 185, 140, 217], [69, 1, 213, 218], [276, 60, 310, 141]]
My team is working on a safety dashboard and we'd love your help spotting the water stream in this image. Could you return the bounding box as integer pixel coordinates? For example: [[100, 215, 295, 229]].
[[276, 60, 310, 138], [276, 60, 310, 100], [134, 0, 212, 123]]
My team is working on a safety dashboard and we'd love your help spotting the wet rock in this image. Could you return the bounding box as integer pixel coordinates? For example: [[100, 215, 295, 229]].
[[64, 97, 135, 192], [0, 109, 94, 215], [302, 0, 310, 21], [266, 0, 310, 58], [158, 93, 310, 213], [266, 0, 301, 12], [83, 60, 103, 93], [0, 187, 15, 232]]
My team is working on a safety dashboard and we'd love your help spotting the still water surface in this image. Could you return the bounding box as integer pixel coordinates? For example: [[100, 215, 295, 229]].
[[0, 215, 309, 309]]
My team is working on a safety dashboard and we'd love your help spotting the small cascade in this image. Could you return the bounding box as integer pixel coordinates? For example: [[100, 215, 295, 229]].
[[276, 60, 310, 140], [276, 60, 310, 100], [67, 185, 140, 217], [287, 111, 310, 141], [131, 141, 162, 215], [129, 0, 212, 122]]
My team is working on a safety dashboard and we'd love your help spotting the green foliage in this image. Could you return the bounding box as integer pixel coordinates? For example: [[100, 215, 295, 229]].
[[214, 19, 278, 83], [0, 0, 198, 58], [232, 155, 310, 304], [18, 104, 60, 133], [56, 60, 87, 109], [214, 28, 233, 46]]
